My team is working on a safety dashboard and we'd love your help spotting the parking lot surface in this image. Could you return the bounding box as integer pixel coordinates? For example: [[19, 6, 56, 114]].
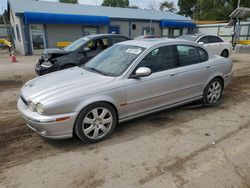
[[0, 51, 250, 188]]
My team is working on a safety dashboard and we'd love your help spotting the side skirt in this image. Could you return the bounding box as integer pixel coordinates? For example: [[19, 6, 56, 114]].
[[119, 96, 203, 123]]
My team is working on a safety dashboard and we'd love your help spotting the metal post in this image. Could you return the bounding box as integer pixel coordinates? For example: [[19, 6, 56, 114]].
[[237, 0, 241, 8]]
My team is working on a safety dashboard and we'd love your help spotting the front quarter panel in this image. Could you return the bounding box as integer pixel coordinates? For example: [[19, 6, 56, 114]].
[[43, 78, 127, 120]]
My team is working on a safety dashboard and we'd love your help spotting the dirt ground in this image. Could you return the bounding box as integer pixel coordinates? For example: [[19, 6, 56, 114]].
[[0, 50, 250, 188]]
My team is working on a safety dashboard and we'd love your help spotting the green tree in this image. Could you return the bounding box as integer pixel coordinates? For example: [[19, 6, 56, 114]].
[[159, 1, 177, 12], [178, 0, 196, 18], [178, 0, 250, 20], [102, 0, 129, 8], [59, 0, 78, 4]]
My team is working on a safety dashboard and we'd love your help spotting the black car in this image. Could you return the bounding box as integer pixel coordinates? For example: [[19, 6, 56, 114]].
[[35, 34, 131, 76]]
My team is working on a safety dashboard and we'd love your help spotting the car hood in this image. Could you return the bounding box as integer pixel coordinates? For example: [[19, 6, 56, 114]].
[[41, 48, 69, 61], [21, 67, 116, 104]]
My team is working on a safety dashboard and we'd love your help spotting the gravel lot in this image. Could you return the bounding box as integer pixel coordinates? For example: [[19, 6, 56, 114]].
[[0, 51, 250, 188]]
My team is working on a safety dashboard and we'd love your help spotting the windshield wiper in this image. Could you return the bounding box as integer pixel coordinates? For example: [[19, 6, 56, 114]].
[[84, 67, 112, 76]]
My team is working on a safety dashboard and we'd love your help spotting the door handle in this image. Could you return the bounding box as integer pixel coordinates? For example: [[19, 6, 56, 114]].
[[206, 66, 211, 69], [170, 73, 177, 77]]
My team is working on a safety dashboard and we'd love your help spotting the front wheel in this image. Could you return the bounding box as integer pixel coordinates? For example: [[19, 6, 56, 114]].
[[203, 78, 223, 106], [74, 102, 117, 143]]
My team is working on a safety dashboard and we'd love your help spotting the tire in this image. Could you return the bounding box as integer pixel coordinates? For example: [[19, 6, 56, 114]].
[[74, 102, 117, 143], [203, 78, 223, 106], [221, 50, 229, 58]]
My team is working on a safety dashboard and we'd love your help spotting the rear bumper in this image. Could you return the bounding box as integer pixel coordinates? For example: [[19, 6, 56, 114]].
[[17, 98, 77, 139], [224, 70, 233, 88]]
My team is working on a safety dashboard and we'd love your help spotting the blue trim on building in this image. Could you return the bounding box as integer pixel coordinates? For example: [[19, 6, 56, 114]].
[[24, 12, 110, 25], [160, 20, 196, 28]]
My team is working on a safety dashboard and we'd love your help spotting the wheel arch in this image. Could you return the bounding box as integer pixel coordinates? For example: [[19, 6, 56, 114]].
[[73, 100, 119, 137], [205, 75, 224, 90], [220, 49, 229, 57]]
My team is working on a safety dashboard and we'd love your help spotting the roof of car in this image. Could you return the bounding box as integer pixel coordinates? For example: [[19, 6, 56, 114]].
[[118, 38, 197, 48]]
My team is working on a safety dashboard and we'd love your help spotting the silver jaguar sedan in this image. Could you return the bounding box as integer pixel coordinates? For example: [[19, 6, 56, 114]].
[[18, 39, 233, 143]]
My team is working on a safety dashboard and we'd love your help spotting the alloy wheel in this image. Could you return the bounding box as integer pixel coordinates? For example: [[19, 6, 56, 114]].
[[207, 81, 222, 104], [82, 107, 113, 140]]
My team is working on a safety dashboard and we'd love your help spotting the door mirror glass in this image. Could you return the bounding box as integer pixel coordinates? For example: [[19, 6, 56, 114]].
[[198, 42, 204, 45], [134, 67, 151, 77]]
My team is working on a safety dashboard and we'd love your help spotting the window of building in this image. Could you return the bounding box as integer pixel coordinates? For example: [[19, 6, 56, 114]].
[[30, 24, 45, 50], [109, 26, 120, 34], [83, 27, 98, 36], [173, 28, 181, 38], [137, 45, 175, 73], [182, 28, 188, 35], [142, 27, 155, 35], [16, 24, 21, 41], [162, 28, 169, 37]]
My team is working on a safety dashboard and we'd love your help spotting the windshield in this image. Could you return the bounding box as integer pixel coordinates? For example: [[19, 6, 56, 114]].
[[178, 35, 199, 42], [64, 37, 88, 52], [84, 44, 145, 77]]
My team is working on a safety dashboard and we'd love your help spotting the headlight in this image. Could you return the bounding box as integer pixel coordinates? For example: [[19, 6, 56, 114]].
[[41, 61, 54, 68], [36, 103, 44, 114], [28, 101, 36, 111]]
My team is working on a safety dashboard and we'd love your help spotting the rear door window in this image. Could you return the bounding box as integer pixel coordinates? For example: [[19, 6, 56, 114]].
[[199, 47, 209, 62], [208, 36, 223, 43], [198, 36, 209, 44], [176, 45, 205, 66]]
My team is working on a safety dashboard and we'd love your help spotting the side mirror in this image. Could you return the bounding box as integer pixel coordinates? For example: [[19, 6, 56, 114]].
[[133, 67, 151, 78], [198, 42, 204, 45], [83, 47, 91, 52]]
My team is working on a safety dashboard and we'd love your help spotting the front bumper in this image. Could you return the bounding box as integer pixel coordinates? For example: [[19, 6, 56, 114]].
[[17, 98, 78, 139], [35, 61, 57, 76]]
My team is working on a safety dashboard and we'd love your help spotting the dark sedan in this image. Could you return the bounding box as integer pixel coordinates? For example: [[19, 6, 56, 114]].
[[35, 34, 130, 76]]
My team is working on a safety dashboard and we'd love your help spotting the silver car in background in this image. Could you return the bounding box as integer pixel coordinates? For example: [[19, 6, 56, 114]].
[[18, 39, 233, 143]]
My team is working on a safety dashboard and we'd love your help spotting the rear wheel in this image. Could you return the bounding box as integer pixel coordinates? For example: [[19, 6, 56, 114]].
[[203, 78, 223, 106], [74, 102, 117, 143], [221, 50, 229, 58]]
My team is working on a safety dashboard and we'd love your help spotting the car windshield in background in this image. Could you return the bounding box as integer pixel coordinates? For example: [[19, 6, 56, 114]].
[[84, 44, 145, 77], [178, 35, 199, 42], [64, 37, 88, 52]]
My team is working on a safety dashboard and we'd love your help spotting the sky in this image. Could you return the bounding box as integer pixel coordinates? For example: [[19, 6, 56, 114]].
[[0, 0, 178, 15]]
